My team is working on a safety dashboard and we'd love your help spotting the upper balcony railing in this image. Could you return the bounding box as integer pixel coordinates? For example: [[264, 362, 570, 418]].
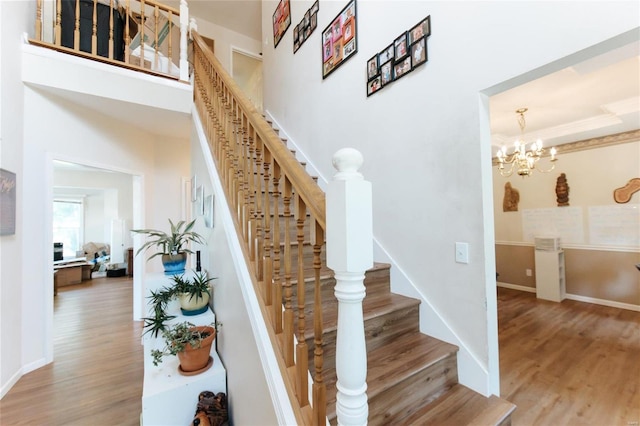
[[32, 0, 190, 82]]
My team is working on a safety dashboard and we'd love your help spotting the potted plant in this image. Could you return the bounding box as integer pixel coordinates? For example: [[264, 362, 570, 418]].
[[142, 271, 216, 337], [150, 321, 217, 375], [172, 272, 216, 315], [132, 219, 204, 275]]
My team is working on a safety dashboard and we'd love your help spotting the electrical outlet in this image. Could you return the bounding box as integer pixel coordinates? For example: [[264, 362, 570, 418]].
[[455, 242, 469, 264], [526, 269, 532, 277]]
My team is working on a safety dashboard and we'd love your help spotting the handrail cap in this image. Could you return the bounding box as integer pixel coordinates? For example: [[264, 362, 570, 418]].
[[333, 148, 364, 180]]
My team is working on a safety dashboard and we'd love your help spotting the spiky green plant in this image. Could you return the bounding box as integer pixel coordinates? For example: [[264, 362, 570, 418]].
[[132, 219, 204, 260]]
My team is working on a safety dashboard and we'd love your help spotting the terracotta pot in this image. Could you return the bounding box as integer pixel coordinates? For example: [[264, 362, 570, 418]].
[[176, 326, 216, 373]]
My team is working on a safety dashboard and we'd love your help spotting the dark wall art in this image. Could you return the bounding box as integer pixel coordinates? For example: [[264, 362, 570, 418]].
[[366, 15, 431, 97], [0, 168, 16, 236], [322, 0, 357, 79], [273, 0, 291, 48], [294, 0, 319, 53]]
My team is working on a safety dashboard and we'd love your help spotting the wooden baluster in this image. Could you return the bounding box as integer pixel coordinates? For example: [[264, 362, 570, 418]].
[[124, 0, 130, 63], [272, 161, 282, 333], [283, 177, 294, 366], [295, 199, 309, 406], [255, 135, 264, 282], [153, 6, 159, 67], [74, 0, 80, 50], [241, 118, 250, 242], [36, 0, 43, 41], [108, 0, 114, 59], [247, 125, 257, 263], [55, 0, 62, 45], [91, 0, 97, 55], [312, 223, 326, 424], [168, 10, 173, 66], [262, 149, 272, 306], [140, 0, 145, 66]]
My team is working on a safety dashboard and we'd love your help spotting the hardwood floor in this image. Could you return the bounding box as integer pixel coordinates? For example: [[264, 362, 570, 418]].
[[498, 287, 640, 426], [2, 280, 638, 425], [0, 277, 143, 426]]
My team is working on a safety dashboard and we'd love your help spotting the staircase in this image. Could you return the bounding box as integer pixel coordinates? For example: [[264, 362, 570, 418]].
[[191, 31, 515, 424], [271, 123, 516, 425]]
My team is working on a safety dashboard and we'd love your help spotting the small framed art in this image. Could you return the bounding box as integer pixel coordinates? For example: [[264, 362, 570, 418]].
[[393, 56, 412, 81], [394, 32, 409, 61], [379, 43, 394, 65], [367, 55, 379, 80], [411, 37, 428, 67], [409, 15, 431, 44], [367, 76, 382, 97], [204, 194, 214, 228], [380, 60, 393, 86]]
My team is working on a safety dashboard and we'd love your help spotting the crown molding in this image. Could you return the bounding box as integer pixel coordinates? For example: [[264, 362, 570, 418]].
[[492, 129, 640, 165]]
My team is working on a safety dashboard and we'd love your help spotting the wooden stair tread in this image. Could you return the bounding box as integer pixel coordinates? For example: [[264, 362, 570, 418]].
[[397, 383, 516, 426], [302, 292, 420, 338]]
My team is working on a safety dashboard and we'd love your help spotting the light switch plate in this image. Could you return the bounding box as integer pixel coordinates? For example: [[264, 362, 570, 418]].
[[455, 242, 469, 264]]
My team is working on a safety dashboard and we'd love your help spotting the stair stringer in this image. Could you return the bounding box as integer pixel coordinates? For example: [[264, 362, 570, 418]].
[[192, 109, 298, 425], [264, 109, 495, 397]]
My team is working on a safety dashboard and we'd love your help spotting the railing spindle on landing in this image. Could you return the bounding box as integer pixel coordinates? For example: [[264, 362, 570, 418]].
[[31, 0, 189, 81]]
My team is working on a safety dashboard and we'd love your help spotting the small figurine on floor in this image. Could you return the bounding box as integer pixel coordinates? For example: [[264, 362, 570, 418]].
[[192, 391, 228, 426]]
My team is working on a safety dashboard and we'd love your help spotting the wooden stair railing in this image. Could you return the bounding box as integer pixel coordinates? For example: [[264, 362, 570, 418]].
[[192, 30, 330, 425], [31, 0, 189, 81]]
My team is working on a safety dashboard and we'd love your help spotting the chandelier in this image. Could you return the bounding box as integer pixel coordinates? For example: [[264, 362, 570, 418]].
[[496, 108, 558, 177]]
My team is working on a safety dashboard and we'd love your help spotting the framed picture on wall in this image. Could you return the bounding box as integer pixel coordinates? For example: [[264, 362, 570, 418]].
[[204, 194, 214, 228], [321, 0, 357, 79], [0, 168, 16, 236], [379, 43, 394, 64], [191, 175, 198, 202], [366, 75, 382, 97], [411, 37, 428, 67], [409, 15, 431, 44], [272, 0, 291, 48], [367, 54, 379, 80], [393, 56, 412, 81], [394, 32, 409, 61], [380, 60, 393, 86]]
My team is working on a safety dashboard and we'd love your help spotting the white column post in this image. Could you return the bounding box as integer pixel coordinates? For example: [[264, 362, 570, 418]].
[[179, 0, 189, 82], [327, 148, 373, 426]]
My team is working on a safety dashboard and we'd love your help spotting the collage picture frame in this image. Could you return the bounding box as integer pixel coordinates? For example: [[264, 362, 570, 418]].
[[294, 0, 319, 53], [272, 0, 291, 48], [365, 15, 431, 97], [322, 0, 357, 79]]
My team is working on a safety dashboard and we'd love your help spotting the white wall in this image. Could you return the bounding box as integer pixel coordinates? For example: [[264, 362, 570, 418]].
[[190, 116, 282, 424], [494, 141, 640, 244], [193, 18, 262, 74], [0, 0, 31, 398], [261, 0, 640, 395]]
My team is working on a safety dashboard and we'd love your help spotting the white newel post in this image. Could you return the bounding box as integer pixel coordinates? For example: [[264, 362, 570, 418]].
[[327, 148, 373, 425], [179, 0, 189, 82]]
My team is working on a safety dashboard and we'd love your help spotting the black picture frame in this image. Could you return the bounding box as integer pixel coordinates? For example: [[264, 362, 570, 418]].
[[272, 0, 291, 48], [378, 43, 394, 65], [394, 32, 409, 61], [367, 54, 379, 80], [321, 0, 357, 79], [393, 56, 412, 81], [367, 75, 382, 97], [293, 0, 319, 54], [380, 60, 393, 86], [409, 15, 431, 44], [411, 37, 427, 67]]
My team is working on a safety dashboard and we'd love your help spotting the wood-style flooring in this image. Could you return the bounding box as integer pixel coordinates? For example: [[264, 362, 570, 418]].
[[0, 277, 143, 426], [1, 281, 638, 425], [498, 287, 640, 426]]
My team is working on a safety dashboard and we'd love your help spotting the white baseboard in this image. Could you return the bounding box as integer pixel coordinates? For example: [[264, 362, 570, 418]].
[[497, 282, 536, 293], [1, 368, 22, 399], [565, 293, 640, 312], [497, 282, 640, 312]]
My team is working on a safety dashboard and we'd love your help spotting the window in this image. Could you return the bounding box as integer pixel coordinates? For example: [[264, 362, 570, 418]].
[[53, 199, 84, 259]]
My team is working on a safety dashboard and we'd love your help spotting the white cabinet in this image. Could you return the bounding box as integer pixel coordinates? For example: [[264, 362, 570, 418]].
[[141, 272, 226, 425], [535, 249, 566, 302]]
